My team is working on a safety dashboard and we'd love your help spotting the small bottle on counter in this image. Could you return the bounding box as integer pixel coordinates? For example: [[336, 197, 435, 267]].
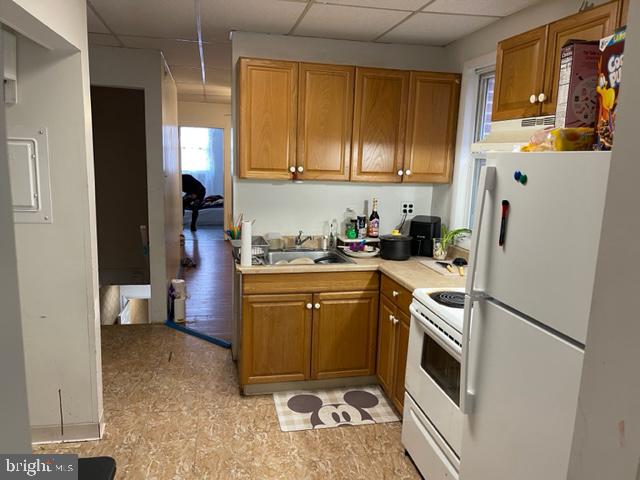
[[368, 198, 380, 238]]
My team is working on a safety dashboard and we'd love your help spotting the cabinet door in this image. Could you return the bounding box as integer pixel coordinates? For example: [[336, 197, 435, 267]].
[[376, 294, 396, 394], [391, 310, 410, 412], [404, 72, 460, 184], [351, 67, 409, 183], [297, 63, 354, 181], [239, 58, 297, 179], [493, 26, 548, 121], [311, 291, 379, 380], [241, 294, 312, 385], [619, 0, 629, 26], [541, 1, 619, 115]]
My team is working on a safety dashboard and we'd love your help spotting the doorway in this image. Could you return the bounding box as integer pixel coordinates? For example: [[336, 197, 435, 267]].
[[179, 126, 232, 341], [91, 86, 151, 324]]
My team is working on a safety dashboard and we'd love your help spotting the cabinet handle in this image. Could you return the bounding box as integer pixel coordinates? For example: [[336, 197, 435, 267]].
[[297, 166, 304, 173], [314, 303, 320, 309], [529, 94, 538, 104], [289, 166, 296, 173], [405, 169, 412, 176], [538, 92, 547, 103], [306, 303, 312, 310], [397, 169, 404, 176], [392, 290, 399, 297]]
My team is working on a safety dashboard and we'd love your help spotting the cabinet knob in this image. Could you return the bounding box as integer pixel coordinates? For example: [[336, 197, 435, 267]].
[[297, 165, 304, 173], [529, 94, 538, 104], [392, 290, 399, 297], [405, 169, 412, 176], [389, 314, 395, 323], [289, 166, 296, 173], [314, 303, 320, 309], [538, 92, 547, 103], [306, 303, 312, 310], [397, 169, 404, 176], [393, 318, 399, 325]]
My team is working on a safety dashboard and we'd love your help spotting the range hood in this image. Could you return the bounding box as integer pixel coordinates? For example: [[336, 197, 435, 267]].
[[472, 116, 555, 153]]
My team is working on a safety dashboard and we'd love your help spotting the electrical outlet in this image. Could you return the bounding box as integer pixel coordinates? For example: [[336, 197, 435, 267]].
[[401, 202, 414, 215]]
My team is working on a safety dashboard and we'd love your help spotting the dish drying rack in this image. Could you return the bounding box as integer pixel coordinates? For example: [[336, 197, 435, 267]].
[[231, 236, 270, 265]]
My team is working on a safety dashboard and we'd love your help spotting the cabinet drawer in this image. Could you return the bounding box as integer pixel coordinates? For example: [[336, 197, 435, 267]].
[[381, 275, 412, 311], [243, 271, 379, 295]]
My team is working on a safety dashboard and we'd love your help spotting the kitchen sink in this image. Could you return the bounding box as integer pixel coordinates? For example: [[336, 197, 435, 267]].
[[265, 250, 354, 265]]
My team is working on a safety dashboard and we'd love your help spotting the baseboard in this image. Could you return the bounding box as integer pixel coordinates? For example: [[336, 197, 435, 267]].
[[31, 417, 104, 445], [242, 375, 378, 395]]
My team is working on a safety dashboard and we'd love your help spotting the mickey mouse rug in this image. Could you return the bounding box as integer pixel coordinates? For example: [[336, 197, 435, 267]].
[[273, 386, 400, 432]]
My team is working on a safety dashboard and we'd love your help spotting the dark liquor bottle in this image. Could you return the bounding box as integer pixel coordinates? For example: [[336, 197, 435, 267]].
[[368, 198, 380, 238]]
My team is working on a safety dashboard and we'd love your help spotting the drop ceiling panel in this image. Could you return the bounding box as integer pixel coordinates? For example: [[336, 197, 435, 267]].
[[380, 12, 497, 46], [204, 69, 231, 87], [324, 0, 427, 11], [87, 6, 109, 33], [89, 0, 197, 39], [120, 36, 201, 67], [171, 66, 204, 84], [295, 3, 408, 42], [88, 33, 121, 47], [203, 43, 232, 71], [424, 0, 540, 17], [176, 83, 205, 94], [201, 0, 307, 42], [205, 84, 231, 97]]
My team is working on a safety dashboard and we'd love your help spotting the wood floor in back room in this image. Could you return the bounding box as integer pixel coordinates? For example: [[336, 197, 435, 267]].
[[34, 325, 420, 479]]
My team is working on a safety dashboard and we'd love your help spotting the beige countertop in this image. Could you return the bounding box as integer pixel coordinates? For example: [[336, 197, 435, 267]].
[[236, 256, 465, 292]]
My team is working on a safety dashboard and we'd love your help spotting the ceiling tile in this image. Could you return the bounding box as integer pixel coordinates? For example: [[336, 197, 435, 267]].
[[88, 33, 121, 47], [87, 5, 109, 34], [203, 42, 232, 71], [176, 83, 205, 96], [178, 92, 208, 103], [89, 0, 197, 40], [424, 0, 540, 17], [201, 0, 307, 42], [322, 0, 427, 11], [294, 4, 408, 42], [172, 66, 204, 84], [205, 84, 232, 97], [204, 94, 232, 104], [120, 36, 201, 67], [380, 12, 497, 46]]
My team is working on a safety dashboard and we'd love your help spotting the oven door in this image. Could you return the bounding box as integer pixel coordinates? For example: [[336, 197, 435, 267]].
[[405, 303, 463, 455]]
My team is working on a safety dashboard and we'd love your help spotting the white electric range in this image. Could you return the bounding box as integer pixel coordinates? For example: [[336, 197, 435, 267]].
[[402, 287, 465, 480]]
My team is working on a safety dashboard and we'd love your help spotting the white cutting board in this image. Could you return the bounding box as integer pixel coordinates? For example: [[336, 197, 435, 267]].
[[420, 259, 463, 277]]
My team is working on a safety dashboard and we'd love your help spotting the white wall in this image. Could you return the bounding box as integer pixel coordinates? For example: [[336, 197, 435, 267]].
[[89, 46, 179, 323], [3, 1, 102, 442], [568, 4, 640, 478], [0, 29, 30, 453], [231, 32, 453, 234]]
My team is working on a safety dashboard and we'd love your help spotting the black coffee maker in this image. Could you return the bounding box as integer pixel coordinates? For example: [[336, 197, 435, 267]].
[[409, 216, 441, 257]]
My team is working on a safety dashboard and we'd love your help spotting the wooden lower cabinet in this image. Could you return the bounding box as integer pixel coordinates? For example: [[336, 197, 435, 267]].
[[241, 294, 312, 385], [391, 310, 410, 411], [311, 291, 379, 379], [240, 282, 380, 387], [376, 293, 411, 413]]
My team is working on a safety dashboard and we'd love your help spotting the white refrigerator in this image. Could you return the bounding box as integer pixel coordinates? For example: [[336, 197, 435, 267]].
[[460, 152, 611, 480]]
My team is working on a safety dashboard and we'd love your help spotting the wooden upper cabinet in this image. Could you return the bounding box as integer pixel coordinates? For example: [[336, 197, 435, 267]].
[[311, 291, 379, 380], [241, 293, 312, 385], [404, 72, 460, 184], [619, 0, 629, 26], [239, 58, 297, 179], [351, 67, 409, 183], [493, 26, 548, 121], [297, 63, 354, 181], [541, 1, 619, 115]]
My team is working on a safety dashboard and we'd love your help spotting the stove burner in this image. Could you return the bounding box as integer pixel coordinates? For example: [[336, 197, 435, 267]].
[[429, 291, 465, 309]]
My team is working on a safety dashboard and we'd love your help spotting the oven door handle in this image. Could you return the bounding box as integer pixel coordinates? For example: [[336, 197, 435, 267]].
[[461, 165, 495, 415]]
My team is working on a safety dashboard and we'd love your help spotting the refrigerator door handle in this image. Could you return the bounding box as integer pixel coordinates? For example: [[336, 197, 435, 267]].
[[461, 165, 495, 415]]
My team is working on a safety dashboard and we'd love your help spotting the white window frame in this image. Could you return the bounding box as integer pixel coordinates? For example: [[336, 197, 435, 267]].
[[446, 52, 496, 250]]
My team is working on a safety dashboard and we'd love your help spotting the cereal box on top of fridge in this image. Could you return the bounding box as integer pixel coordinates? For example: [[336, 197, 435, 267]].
[[595, 27, 626, 150]]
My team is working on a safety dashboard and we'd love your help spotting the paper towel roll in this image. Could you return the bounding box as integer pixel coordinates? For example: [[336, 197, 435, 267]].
[[240, 221, 252, 267], [171, 279, 187, 298]]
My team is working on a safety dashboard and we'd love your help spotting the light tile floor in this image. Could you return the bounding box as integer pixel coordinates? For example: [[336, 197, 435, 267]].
[[34, 325, 420, 479]]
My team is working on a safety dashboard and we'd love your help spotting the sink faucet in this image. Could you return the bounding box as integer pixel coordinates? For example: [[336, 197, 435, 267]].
[[295, 230, 312, 247]]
